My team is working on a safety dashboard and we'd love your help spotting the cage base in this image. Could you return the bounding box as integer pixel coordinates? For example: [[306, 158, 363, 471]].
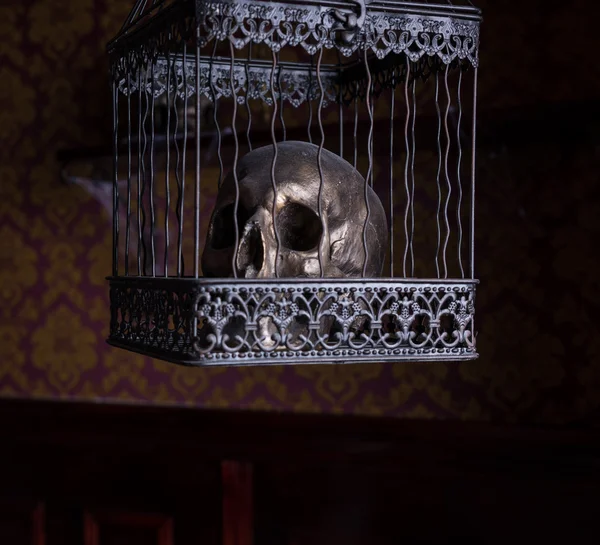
[[108, 277, 477, 366]]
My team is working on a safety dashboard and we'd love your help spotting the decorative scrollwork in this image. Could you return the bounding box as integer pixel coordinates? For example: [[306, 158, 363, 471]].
[[198, 1, 480, 65], [108, 278, 477, 365], [115, 51, 460, 106], [108, 1, 481, 84], [116, 56, 339, 106]]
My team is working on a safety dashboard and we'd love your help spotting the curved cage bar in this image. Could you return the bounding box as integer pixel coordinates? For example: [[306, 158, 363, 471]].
[[106, 0, 481, 366]]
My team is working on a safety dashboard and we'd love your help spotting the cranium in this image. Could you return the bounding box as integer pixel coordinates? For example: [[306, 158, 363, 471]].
[[202, 140, 388, 279]]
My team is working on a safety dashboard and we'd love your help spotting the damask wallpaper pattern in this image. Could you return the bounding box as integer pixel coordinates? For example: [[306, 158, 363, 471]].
[[0, 0, 598, 424]]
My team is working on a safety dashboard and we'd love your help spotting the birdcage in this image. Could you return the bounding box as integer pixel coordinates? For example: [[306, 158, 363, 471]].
[[107, 0, 481, 366]]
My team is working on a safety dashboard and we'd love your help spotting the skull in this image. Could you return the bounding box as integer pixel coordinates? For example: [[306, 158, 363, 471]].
[[202, 141, 388, 279]]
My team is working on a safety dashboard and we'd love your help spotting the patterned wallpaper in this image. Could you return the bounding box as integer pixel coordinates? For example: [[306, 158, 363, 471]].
[[0, 0, 599, 424]]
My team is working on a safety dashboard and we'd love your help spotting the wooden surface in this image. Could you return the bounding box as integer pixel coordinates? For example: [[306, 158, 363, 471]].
[[1, 397, 600, 544]]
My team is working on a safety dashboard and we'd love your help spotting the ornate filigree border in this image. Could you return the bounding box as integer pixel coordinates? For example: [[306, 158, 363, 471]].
[[115, 53, 454, 106], [108, 277, 478, 366], [117, 56, 339, 107], [198, 1, 480, 66], [108, 0, 481, 82]]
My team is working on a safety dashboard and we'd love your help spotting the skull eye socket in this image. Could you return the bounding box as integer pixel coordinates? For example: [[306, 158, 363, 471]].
[[277, 203, 323, 252], [210, 203, 249, 249]]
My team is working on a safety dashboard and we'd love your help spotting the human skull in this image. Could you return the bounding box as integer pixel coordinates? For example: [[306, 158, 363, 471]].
[[202, 141, 388, 279]]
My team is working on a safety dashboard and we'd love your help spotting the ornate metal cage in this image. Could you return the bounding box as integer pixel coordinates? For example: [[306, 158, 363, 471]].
[[107, 0, 481, 366]]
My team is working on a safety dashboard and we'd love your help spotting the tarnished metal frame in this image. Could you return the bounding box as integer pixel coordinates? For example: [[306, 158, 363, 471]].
[[196, 0, 480, 63], [108, 277, 477, 366], [107, 0, 481, 79]]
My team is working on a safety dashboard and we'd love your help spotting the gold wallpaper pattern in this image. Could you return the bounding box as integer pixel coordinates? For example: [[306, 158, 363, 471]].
[[0, 0, 599, 423]]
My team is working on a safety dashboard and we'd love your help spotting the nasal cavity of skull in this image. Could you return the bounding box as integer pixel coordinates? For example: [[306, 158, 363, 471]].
[[209, 203, 250, 249], [277, 203, 323, 252], [237, 224, 264, 276]]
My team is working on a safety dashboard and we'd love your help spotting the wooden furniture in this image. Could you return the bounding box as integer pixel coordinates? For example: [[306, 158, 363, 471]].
[[1, 398, 599, 544]]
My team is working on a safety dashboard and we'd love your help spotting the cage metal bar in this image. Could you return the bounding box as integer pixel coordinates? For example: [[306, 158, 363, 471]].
[[140, 68, 149, 275], [278, 51, 286, 141], [402, 57, 411, 278], [369, 78, 375, 187], [178, 41, 188, 277], [190, 55, 341, 74], [194, 27, 201, 278], [409, 77, 416, 276], [149, 61, 157, 277], [125, 73, 132, 276], [316, 48, 326, 278], [112, 80, 119, 277], [172, 57, 183, 278], [164, 51, 171, 277], [336, 50, 343, 158], [338, 78, 343, 157], [230, 40, 241, 279], [362, 47, 373, 278], [470, 66, 478, 280], [374, 3, 480, 20], [111, 275, 478, 289], [353, 81, 358, 169], [434, 72, 442, 279], [373, 0, 480, 13], [270, 49, 281, 278], [137, 70, 143, 276], [198, 0, 479, 10], [109, 0, 196, 55], [307, 56, 314, 144], [442, 64, 452, 279], [389, 77, 395, 277], [245, 43, 253, 152], [456, 68, 465, 279], [210, 42, 224, 188]]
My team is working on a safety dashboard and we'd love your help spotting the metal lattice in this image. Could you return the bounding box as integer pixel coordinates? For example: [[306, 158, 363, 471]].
[[107, 0, 482, 366]]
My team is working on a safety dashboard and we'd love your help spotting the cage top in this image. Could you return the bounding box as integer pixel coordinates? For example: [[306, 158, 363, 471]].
[[108, 0, 481, 70], [115, 0, 481, 32]]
